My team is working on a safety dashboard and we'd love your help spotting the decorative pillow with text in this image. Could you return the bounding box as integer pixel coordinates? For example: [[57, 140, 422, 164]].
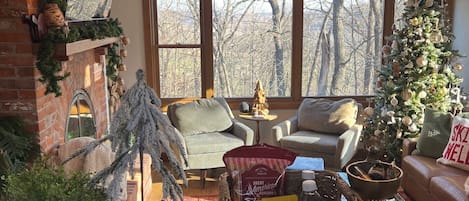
[[437, 116, 469, 171]]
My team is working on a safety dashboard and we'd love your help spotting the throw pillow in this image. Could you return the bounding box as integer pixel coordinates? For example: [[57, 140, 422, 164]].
[[167, 98, 233, 136], [437, 116, 469, 171], [412, 108, 452, 158], [297, 98, 358, 134]]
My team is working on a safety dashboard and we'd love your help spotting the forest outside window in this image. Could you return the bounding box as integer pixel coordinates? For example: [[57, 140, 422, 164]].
[[145, 0, 398, 107]]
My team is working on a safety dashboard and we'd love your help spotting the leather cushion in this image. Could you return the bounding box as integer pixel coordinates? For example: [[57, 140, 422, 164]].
[[413, 108, 452, 159], [168, 98, 233, 136], [430, 176, 469, 201], [184, 132, 244, 155], [297, 98, 358, 134], [279, 130, 338, 155], [402, 155, 468, 188]]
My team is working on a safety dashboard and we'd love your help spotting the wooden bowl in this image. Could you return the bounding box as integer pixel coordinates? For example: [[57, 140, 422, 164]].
[[346, 160, 403, 200]]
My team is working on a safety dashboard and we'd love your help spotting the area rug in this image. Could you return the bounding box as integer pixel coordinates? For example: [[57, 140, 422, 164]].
[[183, 195, 218, 201]]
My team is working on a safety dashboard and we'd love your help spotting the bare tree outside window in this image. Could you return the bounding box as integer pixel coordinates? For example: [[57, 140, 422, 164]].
[[302, 0, 384, 96], [212, 0, 292, 97], [156, 0, 385, 99]]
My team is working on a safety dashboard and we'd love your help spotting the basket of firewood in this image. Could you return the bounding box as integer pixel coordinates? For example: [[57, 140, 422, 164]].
[[346, 160, 403, 200]]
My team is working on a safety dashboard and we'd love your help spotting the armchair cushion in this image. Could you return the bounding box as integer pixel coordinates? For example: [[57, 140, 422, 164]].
[[168, 98, 233, 136], [280, 130, 338, 154], [297, 98, 358, 134], [184, 132, 244, 155]]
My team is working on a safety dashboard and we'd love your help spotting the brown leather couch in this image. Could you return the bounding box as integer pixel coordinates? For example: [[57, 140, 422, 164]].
[[401, 138, 469, 201]]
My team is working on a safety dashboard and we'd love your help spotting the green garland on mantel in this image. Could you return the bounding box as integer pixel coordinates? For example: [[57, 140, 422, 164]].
[[37, 0, 123, 97]]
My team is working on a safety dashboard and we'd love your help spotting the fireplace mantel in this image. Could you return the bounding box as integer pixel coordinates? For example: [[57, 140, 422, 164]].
[[54, 37, 120, 61]]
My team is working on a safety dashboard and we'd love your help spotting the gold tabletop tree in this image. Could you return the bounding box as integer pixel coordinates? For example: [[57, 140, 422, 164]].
[[252, 80, 269, 116]]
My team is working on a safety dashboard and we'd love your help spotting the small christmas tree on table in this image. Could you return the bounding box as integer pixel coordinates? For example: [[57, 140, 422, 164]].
[[65, 69, 188, 201], [362, 0, 464, 164]]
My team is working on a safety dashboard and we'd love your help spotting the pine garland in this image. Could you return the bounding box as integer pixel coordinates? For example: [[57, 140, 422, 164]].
[[362, 0, 463, 164], [36, 0, 124, 96]]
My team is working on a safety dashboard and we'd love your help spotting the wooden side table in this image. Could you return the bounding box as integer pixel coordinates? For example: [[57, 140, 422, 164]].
[[239, 114, 277, 144]]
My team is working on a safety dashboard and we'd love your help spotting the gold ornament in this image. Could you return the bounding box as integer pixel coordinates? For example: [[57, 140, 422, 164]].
[[390, 97, 398, 106], [410, 17, 419, 26], [118, 63, 127, 71], [402, 116, 413, 126], [424, 0, 434, 7], [430, 32, 443, 43], [43, 3, 66, 27], [121, 36, 130, 45], [416, 57, 428, 67], [364, 107, 374, 116], [454, 63, 463, 71], [120, 49, 128, 57], [406, 0, 415, 7], [402, 88, 413, 101]]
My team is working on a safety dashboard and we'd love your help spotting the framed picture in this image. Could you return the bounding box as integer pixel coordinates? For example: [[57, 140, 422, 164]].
[[65, 0, 112, 21]]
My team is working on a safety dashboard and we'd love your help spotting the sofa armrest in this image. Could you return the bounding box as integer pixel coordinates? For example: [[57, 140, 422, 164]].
[[271, 116, 299, 146], [336, 124, 363, 169], [231, 120, 255, 146], [402, 138, 417, 158]]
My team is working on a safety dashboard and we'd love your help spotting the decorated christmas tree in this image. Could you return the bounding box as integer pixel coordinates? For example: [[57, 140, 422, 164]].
[[362, 0, 464, 164]]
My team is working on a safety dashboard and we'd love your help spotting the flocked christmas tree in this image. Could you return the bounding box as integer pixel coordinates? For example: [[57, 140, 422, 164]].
[[64, 69, 188, 200], [362, 0, 464, 164]]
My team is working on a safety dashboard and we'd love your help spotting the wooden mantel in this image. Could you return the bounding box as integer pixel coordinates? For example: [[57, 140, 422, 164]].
[[54, 37, 120, 61]]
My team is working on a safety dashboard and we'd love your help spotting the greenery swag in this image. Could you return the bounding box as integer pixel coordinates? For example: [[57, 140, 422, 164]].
[[37, 0, 124, 97]]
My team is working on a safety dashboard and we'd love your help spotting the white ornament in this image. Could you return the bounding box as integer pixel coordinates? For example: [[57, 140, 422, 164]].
[[418, 91, 427, 98], [390, 97, 399, 106], [374, 129, 382, 136], [396, 129, 403, 139], [454, 63, 464, 71], [408, 123, 419, 132]]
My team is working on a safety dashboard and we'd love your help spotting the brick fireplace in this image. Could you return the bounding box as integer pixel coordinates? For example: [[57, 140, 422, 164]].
[[0, 0, 109, 153]]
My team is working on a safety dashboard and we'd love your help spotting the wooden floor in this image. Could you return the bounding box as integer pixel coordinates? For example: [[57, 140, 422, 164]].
[[149, 168, 225, 200]]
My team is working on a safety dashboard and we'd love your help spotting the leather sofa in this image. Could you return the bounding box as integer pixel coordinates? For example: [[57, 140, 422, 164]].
[[401, 138, 469, 201]]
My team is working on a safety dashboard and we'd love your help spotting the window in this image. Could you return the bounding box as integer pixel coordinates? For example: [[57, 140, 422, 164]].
[[66, 90, 96, 141], [144, 0, 398, 108], [302, 0, 384, 96]]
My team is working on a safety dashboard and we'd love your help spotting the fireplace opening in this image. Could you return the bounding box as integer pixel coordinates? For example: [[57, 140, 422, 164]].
[[65, 89, 96, 141]]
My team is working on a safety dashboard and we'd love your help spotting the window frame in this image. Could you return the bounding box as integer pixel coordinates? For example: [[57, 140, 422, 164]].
[[142, 0, 453, 110]]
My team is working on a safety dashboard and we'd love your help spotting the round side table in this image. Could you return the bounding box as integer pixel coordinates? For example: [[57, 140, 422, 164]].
[[239, 114, 278, 144]]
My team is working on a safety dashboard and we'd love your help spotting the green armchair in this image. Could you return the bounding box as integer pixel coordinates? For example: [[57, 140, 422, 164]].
[[167, 97, 254, 185], [271, 98, 363, 170]]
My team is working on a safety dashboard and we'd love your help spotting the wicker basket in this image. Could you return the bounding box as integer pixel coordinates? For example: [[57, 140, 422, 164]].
[[219, 170, 363, 201], [285, 170, 363, 201]]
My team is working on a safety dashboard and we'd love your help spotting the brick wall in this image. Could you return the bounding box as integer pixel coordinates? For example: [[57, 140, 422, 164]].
[[0, 0, 109, 153]]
